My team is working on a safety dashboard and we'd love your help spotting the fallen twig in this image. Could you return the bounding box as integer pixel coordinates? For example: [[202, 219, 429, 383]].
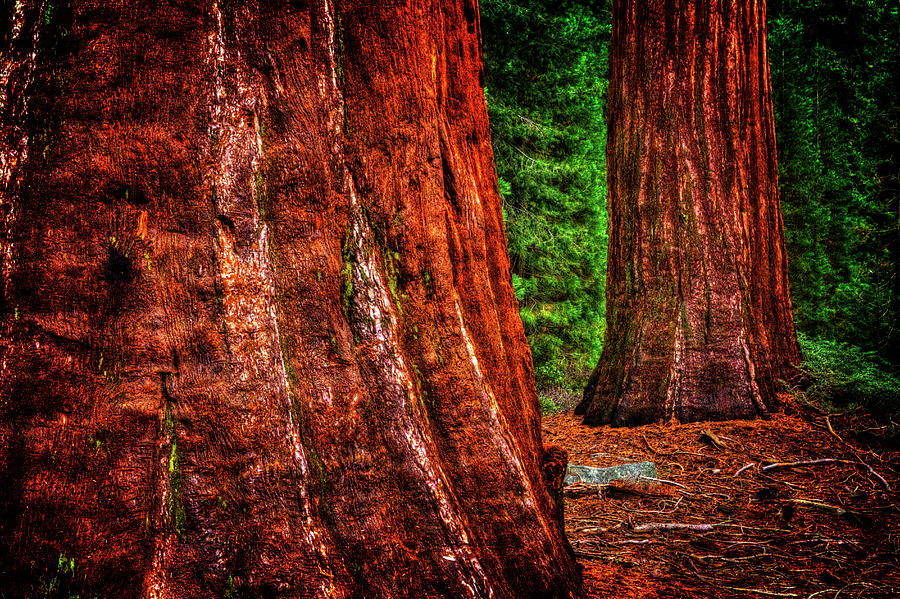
[[692, 553, 765, 563], [825, 415, 845, 444], [641, 433, 662, 454], [631, 522, 715, 533], [761, 459, 891, 492], [638, 475, 688, 489], [832, 406, 864, 418], [789, 498, 848, 514], [734, 462, 757, 477], [788, 499, 872, 525], [787, 537, 859, 547], [640, 434, 718, 459], [723, 587, 797, 597], [574, 526, 607, 533], [629, 496, 685, 516]]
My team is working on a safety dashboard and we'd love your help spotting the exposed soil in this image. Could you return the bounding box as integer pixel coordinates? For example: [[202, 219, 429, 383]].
[[544, 397, 900, 598]]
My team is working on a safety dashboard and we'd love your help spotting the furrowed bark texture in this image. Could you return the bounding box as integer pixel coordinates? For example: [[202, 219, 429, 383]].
[[576, 0, 801, 426], [0, 2, 581, 597]]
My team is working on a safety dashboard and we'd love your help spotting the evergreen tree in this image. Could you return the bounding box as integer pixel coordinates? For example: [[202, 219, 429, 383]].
[[769, 0, 900, 364], [481, 0, 611, 399]]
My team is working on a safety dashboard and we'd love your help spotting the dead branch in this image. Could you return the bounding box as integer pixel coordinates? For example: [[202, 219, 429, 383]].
[[734, 462, 757, 476], [723, 587, 798, 597], [761, 459, 891, 492], [637, 475, 688, 489], [631, 522, 716, 533], [788, 499, 872, 525], [825, 415, 845, 444]]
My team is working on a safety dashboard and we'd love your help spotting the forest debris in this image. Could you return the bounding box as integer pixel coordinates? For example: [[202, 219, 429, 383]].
[[776, 502, 796, 523], [642, 434, 718, 459], [631, 522, 715, 533], [755, 485, 790, 501], [607, 479, 677, 498], [825, 415, 844, 444], [700, 429, 728, 450], [565, 461, 658, 485], [547, 411, 900, 599], [723, 587, 798, 598], [641, 433, 665, 454], [734, 462, 757, 476], [564, 482, 603, 499], [548, 414, 900, 599], [761, 459, 891, 492], [638, 475, 687, 490], [788, 499, 872, 526]]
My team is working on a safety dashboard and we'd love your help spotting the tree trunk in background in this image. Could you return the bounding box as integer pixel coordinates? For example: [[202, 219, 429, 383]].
[[0, 2, 581, 597], [576, 0, 801, 426]]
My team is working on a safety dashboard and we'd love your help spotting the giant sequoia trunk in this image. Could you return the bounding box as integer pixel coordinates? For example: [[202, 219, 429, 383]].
[[576, 0, 801, 426], [0, 2, 581, 597]]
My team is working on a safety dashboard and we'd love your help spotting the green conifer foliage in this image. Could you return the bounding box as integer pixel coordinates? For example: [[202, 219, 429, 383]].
[[481, 0, 611, 399], [769, 0, 900, 364]]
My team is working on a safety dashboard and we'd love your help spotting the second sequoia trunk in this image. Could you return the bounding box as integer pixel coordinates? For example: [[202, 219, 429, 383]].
[[577, 0, 801, 426]]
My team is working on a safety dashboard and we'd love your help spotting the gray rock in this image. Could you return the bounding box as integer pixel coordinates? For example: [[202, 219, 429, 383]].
[[564, 461, 657, 485]]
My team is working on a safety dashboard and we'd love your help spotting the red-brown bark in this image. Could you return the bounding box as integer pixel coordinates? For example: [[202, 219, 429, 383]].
[[0, 2, 581, 597], [576, 0, 801, 426]]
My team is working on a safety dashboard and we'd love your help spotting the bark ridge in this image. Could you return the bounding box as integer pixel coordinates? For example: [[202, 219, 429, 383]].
[[0, 2, 581, 597]]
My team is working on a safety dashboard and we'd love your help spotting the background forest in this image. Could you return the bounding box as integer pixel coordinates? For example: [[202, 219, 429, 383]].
[[480, 0, 900, 418]]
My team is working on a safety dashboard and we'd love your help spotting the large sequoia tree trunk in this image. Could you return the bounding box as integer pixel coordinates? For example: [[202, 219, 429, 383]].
[[0, 2, 581, 597], [576, 0, 801, 426]]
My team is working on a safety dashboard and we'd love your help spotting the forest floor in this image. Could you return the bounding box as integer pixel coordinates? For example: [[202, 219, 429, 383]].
[[543, 396, 900, 599]]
